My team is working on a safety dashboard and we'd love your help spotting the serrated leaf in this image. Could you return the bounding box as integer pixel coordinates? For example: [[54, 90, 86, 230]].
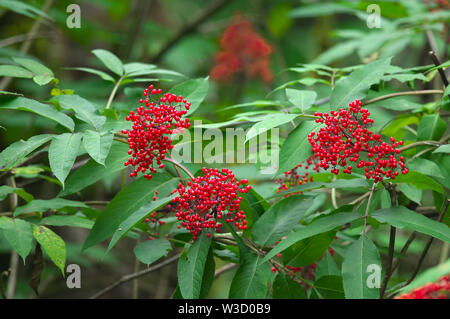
[[82, 130, 113, 166], [178, 232, 212, 299], [342, 235, 381, 299], [0, 97, 74, 131], [52, 95, 106, 130], [48, 133, 82, 187], [0, 217, 33, 262], [92, 49, 124, 76], [134, 238, 172, 266], [330, 57, 392, 109], [372, 206, 450, 242], [262, 212, 361, 263], [170, 77, 209, 116], [252, 195, 317, 247], [33, 225, 66, 275]]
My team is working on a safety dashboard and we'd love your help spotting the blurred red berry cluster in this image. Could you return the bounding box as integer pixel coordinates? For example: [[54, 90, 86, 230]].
[[122, 85, 191, 180], [424, 0, 449, 10], [210, 15, 273, 83], [396, 275, 450, 299], [172, 168, 251, 240]]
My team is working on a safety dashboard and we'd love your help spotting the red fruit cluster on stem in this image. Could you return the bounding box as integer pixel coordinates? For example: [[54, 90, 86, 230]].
[[396, 275, 450, 299], [210, 15, 273, 83], [172, 167, 251, 240], [275, 157, 317, 197], [122, 85, 191, 180], [308, 99, 408, 182]]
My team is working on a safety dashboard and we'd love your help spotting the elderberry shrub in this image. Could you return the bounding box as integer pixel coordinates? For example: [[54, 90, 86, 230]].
[[122, 85, 191, 180], [172, 168, 251, 240]]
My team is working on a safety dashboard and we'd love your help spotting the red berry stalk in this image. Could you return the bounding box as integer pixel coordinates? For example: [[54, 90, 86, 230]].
[[122, 85, 191, 180], [172, 167, 251, 240]]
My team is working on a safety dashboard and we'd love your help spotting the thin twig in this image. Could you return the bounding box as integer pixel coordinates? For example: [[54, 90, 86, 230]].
[[6, 177, 18, 299], [362, 182, 377, 235], [89, 254, 181, 299], [162, 158, 195, 180], [429, 51, 449, 87], [214, 263, 238, 279]]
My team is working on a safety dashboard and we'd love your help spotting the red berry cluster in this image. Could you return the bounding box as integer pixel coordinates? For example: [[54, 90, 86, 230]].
[[172, 168, 251, 240], [122, 85, 191, 180], [275, 157, 317, 197], [424, 0, 449, 10], [210, 14, 273, 83], [308, 99, 408, 182], [396, 275, 450, 299]]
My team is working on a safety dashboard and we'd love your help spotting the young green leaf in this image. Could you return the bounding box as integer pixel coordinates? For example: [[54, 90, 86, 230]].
[[12, 57, 54, 85], [170, 77, 209, 116], [14, 198, 88, 217], [92, 49, 124, 76], [48, 133, 82, 187], [285, 88, 317, 113]]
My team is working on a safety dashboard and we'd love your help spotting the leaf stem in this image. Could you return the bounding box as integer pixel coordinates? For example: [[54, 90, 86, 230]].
[[363, 90, 443, 106], [105, 75, 125, 110], [162, 157, 195, 180]]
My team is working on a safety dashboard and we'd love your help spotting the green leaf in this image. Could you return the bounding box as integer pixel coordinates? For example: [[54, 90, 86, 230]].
[[107, 194, 177, 252], [0, 0, 51, 19], [14, 198, 88, 217], [433, 144, 450, 154], [273, 273, 306, 299], [92, 49, 124, 76], [0, 65, 33, 78], [312, 275, 345, 299], [246, 113, 298, 142], [228, 252, 271, 298], [134, 238, 172, 266], [372, 206, 450, 242], [408, 158, 444, 179], [399, 259, 450, 294], [398, 183, 422, 205], [58, 141, 128, 196], [417, 114, 446, 141], [252, 195, 317, 247], [315, 250, 340, 279], [82, 130, 113, 166], [67, 67, 115, 82], [0, 134, 53, 170], [123, 62, 156, 75], [83, 173, 177, 250], [0, 185, 33, 202], [178, 232, 212, 299], [282, 231, 335, 267], [52, 95, 106, 130], [0, 217, 33, 262], [285, 88, 317, 113], [41, 215, 94, 229], [262, 212, 361, 263], [342, 235, 381, 299], [32, 225, 66, 275], [330, 57, 392, 109], [199, 249, 216, 298], [289, 3, 356, 18], [0, 97, 74, 131], [12, 57, 54, 85], [48, 133, 82, 187], [277, 120, 321, 174], [170, 77, 209, 116], [392, 170, 443, 194]]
